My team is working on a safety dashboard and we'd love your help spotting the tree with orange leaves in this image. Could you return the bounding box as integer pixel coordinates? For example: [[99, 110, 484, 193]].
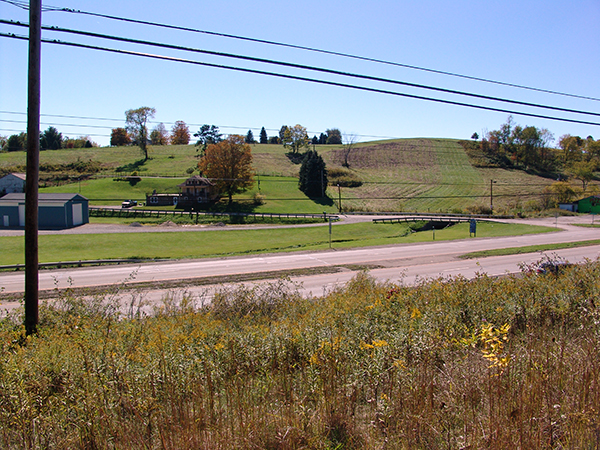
[[197, 134, 255, 204]]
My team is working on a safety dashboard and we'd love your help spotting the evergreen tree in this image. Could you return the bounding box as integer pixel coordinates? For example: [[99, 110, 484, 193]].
[[259, 127, 268, 144], [318, 133, 327, 145], [245, 129, 255, 144], [40, 126, 63, 150], [299, 150, 327, 198]]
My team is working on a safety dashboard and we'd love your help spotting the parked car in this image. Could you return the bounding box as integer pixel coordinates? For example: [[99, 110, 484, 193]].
[[121, 200, 137, 208]]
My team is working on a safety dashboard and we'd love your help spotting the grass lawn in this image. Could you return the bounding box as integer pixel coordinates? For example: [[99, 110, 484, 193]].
[[40, 177, 187, 206], [0, 221, 554, 265], [461, 239, 600, 259], [2, 138, 572, 215]]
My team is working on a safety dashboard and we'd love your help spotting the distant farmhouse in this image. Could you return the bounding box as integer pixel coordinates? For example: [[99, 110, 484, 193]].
[[146, 175, 219, 208], [0, 193, 89, 229], [0, 173, 26, 196]]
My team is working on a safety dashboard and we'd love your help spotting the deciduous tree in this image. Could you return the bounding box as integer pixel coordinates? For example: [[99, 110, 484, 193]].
[[545, 181, 580, 205], [326, 128, 342, 145], [64, 136, 95, 148], [125, 106, 156, 160], [558, 134, 583, 164], [110, 128, 130, 146], [284, 124, 309, 154], [150, 123, 169, 145], [170, 121, 191, 145], [341, 133, 357, 168], [197, 135, 255, 204], [566, 160, 597, 190]]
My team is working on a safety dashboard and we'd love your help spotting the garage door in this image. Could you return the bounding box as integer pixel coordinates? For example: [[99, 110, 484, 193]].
[[72, 203, 83, 226]]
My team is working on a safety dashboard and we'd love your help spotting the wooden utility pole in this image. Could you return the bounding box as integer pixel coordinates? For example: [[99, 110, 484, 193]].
[[25, 0, 41, 335]]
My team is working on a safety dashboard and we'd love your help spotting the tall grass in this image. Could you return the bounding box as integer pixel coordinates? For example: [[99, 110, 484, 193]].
[[1, 260, 599, 448]]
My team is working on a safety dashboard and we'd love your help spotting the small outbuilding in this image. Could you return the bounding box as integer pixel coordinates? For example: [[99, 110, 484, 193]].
[[575, 195, 600, 214], [0, 173, 26, 195], [0, 193, 89, 229]]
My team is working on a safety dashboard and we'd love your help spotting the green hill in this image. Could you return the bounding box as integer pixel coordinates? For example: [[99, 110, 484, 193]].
[[0, 139, 563, 214]]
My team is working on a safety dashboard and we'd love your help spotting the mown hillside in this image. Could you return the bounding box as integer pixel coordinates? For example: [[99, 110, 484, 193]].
[[0, 139, 568, 214]]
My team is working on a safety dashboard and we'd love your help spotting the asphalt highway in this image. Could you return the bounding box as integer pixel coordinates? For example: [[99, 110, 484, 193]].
[[1, 215, 599, 310]]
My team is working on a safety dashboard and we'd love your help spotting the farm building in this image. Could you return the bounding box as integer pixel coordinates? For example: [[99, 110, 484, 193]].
[[146, 191, 179, 207], [146, 176, 219, 209], [0, 193, 89, 229], [576, 195, 600, 214], [0, 173, 26, 195]]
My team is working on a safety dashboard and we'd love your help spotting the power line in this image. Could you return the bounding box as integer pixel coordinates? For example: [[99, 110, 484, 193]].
[[10, 0, 595, 103], [2, 32, 599, 127], [0, 110, 123, 122], [4, 19, 599, 119], [1, 111, 399, 140]]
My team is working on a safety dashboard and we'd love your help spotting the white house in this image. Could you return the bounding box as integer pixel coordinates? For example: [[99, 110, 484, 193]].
[[0, 173, 26, 195]]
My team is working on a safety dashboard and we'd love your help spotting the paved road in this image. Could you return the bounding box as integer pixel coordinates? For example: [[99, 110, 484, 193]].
[[1, 215, 599, 311]]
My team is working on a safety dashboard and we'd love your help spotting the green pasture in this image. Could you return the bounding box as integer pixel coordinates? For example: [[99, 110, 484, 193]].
[[1, 138, 565, 214], [461, 239, 600, 259], [39, 175, 340, 213], [0, 221, 553, 265], [40, 177, 186, 206]]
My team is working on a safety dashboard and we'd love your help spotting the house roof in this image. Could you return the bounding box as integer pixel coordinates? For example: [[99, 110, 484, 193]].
[[178, 175, 214, 188], [575, 195, 600, 203], [0, 173, 26, 181], [1, 193, 88, 202]]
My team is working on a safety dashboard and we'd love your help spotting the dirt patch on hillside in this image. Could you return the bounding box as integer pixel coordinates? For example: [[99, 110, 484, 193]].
[[330, 140, 437, 170]]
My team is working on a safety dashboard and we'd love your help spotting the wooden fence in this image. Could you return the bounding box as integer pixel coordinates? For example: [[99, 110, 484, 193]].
[[89, 207, 338, 222]]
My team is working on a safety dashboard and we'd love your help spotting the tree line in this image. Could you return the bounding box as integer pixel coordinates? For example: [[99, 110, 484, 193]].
[[470, 116, 600, 179], [1, 127, 96, 152], [465, 116, 600, 205]]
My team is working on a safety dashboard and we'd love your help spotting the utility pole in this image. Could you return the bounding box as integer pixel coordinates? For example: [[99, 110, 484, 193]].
[[25, 0, 41, 335], [490, 179, 496, 213], [337, 183, 342, 213]]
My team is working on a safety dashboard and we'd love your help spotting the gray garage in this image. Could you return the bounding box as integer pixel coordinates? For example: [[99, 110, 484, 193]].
[[0, 193, 89, 229]]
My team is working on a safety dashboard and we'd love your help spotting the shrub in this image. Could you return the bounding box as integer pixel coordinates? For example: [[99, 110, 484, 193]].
[[328, 167, 363, 188], [465, 204, 493, 215], [253, 192, 266, 205]]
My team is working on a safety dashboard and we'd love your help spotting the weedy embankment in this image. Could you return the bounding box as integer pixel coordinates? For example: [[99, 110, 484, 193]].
[[1, 260, 599, 449]]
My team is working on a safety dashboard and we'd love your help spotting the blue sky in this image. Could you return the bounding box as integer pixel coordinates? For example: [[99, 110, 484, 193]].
[[1, 0, 599, 147]]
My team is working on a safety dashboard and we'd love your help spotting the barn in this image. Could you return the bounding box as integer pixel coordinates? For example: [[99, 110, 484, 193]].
[[576, 195, 600, 214], [0, 193, 89, 229]]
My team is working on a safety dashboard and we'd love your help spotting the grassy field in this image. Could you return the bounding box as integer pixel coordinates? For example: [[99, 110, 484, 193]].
[[0, 221, 554, 265], [461, 239, 600, 259], [1, 258, 598, 448], [1, 138, 570, 214]]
